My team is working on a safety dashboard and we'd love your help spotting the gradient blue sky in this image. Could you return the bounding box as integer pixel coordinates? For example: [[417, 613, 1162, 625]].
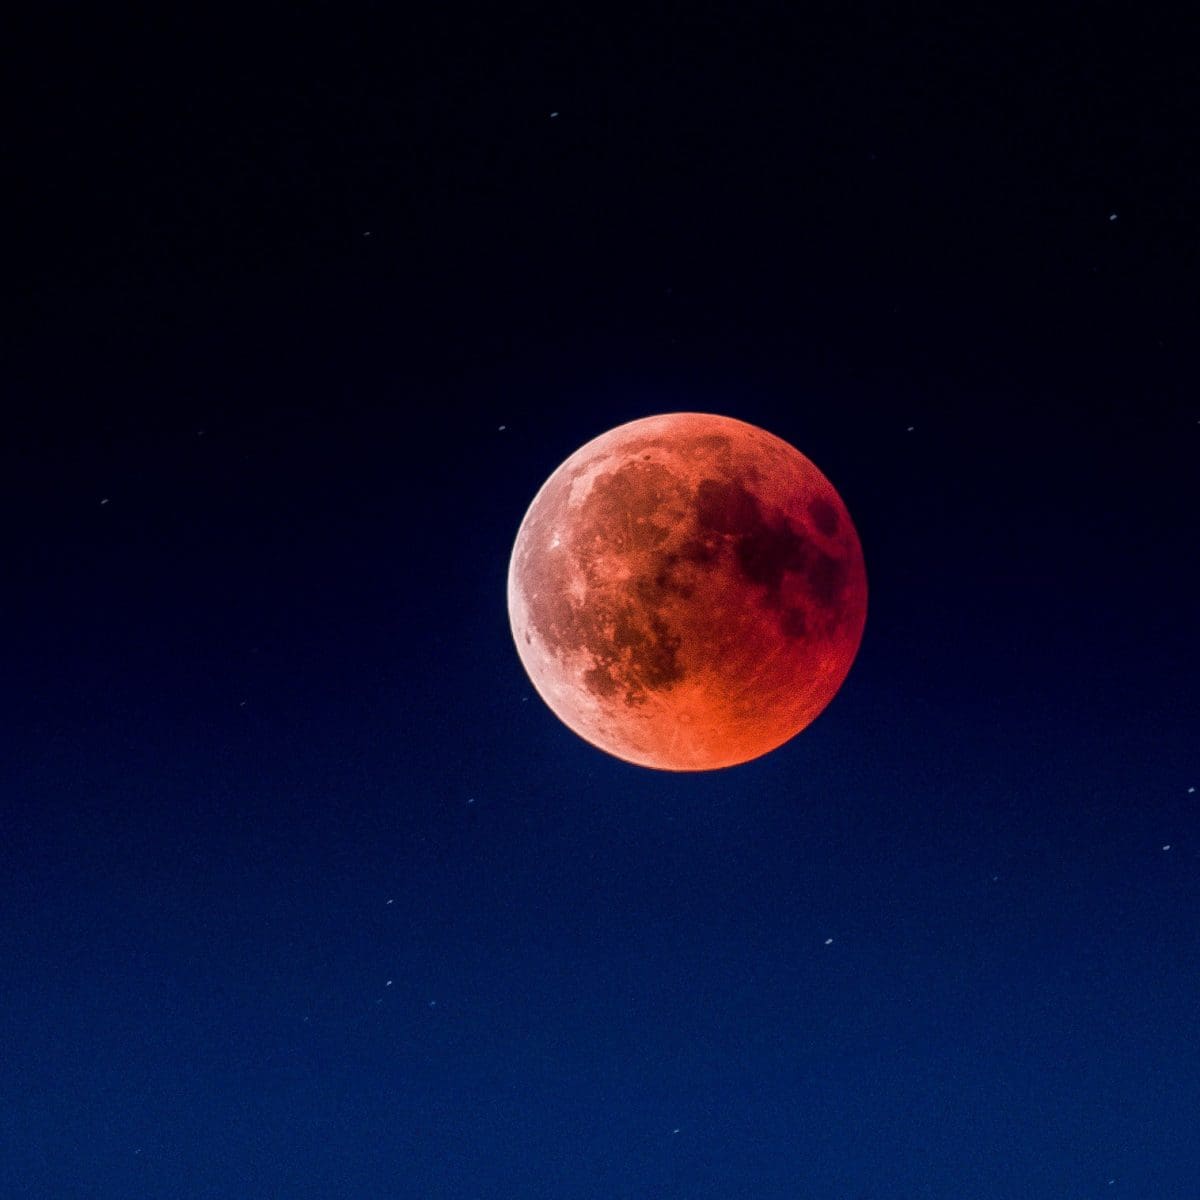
[[5, 7, 1197, 1197]]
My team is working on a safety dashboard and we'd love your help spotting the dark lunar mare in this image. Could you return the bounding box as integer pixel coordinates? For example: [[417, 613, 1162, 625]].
[[692, 477, 846, 633]]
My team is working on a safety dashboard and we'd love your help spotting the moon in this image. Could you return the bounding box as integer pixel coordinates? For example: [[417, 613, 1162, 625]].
[[507, 412, 867, 771]]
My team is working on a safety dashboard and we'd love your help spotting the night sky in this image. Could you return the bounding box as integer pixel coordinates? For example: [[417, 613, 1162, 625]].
[[5, 7, 1199, 1198]]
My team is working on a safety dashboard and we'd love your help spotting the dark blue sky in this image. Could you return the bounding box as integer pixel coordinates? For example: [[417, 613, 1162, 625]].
[[5, 6, 1198, 1198]]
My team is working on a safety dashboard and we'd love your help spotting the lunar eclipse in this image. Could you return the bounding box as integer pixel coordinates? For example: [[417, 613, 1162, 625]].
[[507, 412, 867, 770]]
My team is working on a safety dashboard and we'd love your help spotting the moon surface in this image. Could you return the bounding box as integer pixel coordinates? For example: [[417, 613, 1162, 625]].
[[507, 412, 867, 770]]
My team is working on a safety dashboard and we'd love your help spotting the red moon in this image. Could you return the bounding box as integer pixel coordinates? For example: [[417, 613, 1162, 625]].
[[507, 413, 867, 771]]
